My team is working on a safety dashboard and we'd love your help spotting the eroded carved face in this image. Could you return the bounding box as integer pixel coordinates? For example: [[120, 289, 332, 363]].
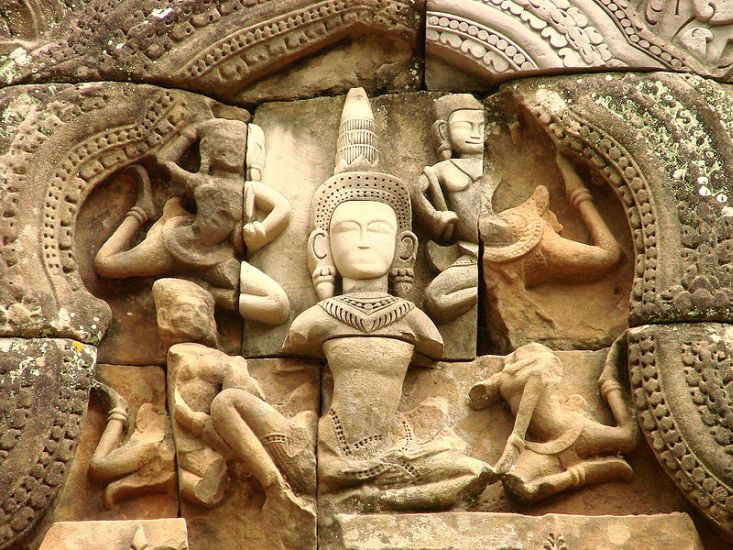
[[200, 134, 244, 173], [448, 109, 484, 156], [329, 201, 398, 280], [155, 292, 218, 347]]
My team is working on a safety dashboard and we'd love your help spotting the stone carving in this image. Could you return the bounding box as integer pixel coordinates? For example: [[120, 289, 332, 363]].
[[0, 83, 253, 345], [38, 518, 189, 550], [480, 108, 630, 352], [333, 512, 703, 550], [483, 153, 621, 286], [94, 119, 291, 324], [425, 0, 733, 90], [628, 324, 733, 535], [245, 91, 479, 360], [481, 149, 624, 352], [469, 343, 638, 502], [155, 278, 317, 550], [413, 94, 482, 324], [482, 72, 733, 537], [48, 364, 178, 526], [0, 0, 419, 103], [284, 88, 491, 511], [87, 382, 176, 510], [0, 337, 95, 550], [5, 14, 733, 548]]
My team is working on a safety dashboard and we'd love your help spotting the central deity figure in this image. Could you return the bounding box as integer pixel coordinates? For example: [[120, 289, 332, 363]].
[[283, 88, 490, 508]]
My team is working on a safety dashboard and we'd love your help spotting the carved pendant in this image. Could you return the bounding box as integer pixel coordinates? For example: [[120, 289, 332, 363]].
[[320, 294, 415, 334]]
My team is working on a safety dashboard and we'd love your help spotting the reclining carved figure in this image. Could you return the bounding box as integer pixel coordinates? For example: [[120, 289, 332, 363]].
[[469, 342, 638, 502]]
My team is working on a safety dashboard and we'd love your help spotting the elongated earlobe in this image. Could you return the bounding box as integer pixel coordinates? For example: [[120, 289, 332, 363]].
[[307, 228, 336, 299], [433, 120, 452, 160], [391, 230, 418, 297]]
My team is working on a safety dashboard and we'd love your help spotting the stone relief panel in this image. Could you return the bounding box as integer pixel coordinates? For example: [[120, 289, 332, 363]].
[[426, 0, 733, 90], [4, 10, 733, 545], [319, 348, 698, 547], [0, 82, 255, 345], [486, 72, 733, 327], [282, 90, 490, 533], [154, 278, 318, 550], [481, 88, 633, 353], [0, 337, 95, 550], [482, 71, 733, 540], [628, 324, 733, 536], [0, 0, 421, 104]]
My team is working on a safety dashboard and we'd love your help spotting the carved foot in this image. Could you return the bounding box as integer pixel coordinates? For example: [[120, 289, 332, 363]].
[[493, 434, 524, 475], [128, 164, 157, 222]]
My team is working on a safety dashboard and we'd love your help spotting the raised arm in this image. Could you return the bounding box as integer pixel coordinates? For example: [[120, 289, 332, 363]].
[[162, 159, 198, 191], [243, 181, 291, 255], [157, 125, 198, 163]]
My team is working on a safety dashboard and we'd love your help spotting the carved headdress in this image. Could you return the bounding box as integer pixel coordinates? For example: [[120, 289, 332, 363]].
[[308, 87, 416, 298], [433, 93, 483, 160]]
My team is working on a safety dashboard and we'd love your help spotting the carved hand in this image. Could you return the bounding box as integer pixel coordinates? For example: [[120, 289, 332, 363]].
[[190, 411, 210, 438], [435, 210, 458, 241], [243, 220, 268, 255]]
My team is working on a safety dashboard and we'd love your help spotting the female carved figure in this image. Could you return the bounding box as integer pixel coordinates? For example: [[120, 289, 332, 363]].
[[94, 119, 290, 325], [153, 278, 316, 525], [413, 94, 483, 323], [468, 342, 638, 502], [283, 88, 491, 509]]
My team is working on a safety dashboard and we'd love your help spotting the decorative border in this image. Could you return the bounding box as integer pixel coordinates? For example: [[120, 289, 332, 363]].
[[426, 11, 537, 75], [629, 331, 733, 531], [0, 340, 95, 550]]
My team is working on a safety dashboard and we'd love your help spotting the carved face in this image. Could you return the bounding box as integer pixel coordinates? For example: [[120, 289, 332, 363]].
[[447, 109, 484, 156], [155, 291, 218, 347], [200, 134, 244, 173], [329, 201, 398, 280]]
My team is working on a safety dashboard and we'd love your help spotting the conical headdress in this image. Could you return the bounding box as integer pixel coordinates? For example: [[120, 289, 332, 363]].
[[311, 87, 412, 233], [334, 87, 379, 174]]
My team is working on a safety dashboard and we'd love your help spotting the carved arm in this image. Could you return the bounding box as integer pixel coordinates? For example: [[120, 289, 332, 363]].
[[243, 182, 291, 255]]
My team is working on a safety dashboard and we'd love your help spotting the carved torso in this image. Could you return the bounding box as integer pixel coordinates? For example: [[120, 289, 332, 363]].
[[419, 158, 482, 245], [283, 292, 444, 359]]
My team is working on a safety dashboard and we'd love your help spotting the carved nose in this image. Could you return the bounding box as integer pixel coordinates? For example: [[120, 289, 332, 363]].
[[358, 227, 370, 248]]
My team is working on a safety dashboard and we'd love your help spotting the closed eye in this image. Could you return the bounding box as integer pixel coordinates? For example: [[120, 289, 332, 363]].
[[332, 220, 361, 234], [367, 220, 395, 233]]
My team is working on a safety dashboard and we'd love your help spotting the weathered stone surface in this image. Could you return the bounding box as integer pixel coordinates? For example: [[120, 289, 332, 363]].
[[481, 79, 633, 353], [50, 365, 177, 524], [0, 1, 420, 104], [482, 72, 733, 331], [248, 90, 478, 360], [0, 82, 249, 346], [0, 337, 95, 550], [628, 323, 733, 536], [38, 518, 188, 550], [175, 357, 319, 550], [333, 512, 703, 549], [426, 0, 733, 90], [318, 349, 697, 546]]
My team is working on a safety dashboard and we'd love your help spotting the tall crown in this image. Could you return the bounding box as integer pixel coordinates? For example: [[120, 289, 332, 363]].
[[307, 88, 417, 299], [311, 87, 412, 234], [334, 87, 379, 174]]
